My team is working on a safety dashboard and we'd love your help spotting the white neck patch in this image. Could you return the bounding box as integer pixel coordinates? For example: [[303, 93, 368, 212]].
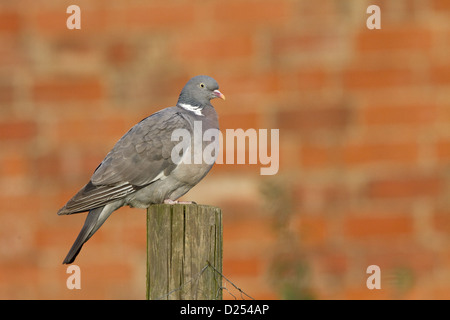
[[178, 103, 203, 116]]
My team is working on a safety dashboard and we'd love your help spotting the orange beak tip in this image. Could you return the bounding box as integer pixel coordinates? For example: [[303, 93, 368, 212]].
[[214, 90, 226, 100]]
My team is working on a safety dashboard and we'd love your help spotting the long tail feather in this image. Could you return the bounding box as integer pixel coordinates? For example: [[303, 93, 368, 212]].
[[63, 206, 108, 264]]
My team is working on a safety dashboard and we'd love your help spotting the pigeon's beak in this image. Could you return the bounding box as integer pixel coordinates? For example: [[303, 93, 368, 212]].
[[213, 90, 226, 100]]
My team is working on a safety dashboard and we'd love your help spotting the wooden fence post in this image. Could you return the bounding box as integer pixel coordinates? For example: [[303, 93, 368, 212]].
[[146, 204, 223, 300]]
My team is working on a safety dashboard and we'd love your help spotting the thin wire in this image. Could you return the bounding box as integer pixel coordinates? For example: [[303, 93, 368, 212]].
[[206, 261, 255, 300], [155, 264, 209, 300], [152, 261, 254, 300]]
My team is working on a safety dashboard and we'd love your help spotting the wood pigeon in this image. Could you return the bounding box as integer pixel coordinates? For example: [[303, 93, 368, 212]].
[[58, 75, 225, 264]]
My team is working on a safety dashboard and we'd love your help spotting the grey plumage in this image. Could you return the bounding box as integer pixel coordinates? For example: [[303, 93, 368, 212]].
[[59, 75, 225, 264]]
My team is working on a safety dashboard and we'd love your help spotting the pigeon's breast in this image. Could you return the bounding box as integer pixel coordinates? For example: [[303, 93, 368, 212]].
[[169, 108, 219, 193]]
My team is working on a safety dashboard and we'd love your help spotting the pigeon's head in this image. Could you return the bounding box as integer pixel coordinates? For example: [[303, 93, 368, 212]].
[[177, 75, 225, 109]]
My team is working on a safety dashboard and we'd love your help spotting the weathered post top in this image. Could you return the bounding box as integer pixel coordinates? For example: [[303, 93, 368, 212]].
[[146, 204, 223, 300]]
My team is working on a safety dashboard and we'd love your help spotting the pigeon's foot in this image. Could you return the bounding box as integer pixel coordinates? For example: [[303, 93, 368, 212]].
[[163, 199, 197, 205]]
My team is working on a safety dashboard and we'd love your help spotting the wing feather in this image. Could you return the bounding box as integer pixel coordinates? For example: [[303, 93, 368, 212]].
[[58, 108, 190, 214]]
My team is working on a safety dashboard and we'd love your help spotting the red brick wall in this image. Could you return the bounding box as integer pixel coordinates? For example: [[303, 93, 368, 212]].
[[1, 0, 450, 299]]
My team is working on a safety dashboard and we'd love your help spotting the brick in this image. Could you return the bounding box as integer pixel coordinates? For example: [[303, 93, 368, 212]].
[[277, 137, 300, 171], [344, 215, 413, 239], [120, 225, 146, 248], [212, 160, 258, 175], [81, 263, 133, 284], [107, 42, 136, 65], [81, 8, 126, 34], [0, 194, 42, 215], [343, 68, 414, 90], [294, 183, 349, 212], [356, 27, 432, 52], [55, 116, 127, 147], [0, 11, 21, 34], [219, 72, 282, 96], [0, 11, 22, 35], [276, 106, 351, 134], [0, 120, 37, 141], [219, 111, 261, 130], [0, 152, 28, 177], [343, 141, 419, 165], [0, 264, 39, 286], [313, 251, 348, 275], [213, 0, 291, 26], [34, 152, 63, 178], [33, 8, 119, 35], [0, 84, 14, 105], [34, 225, 74, 248], [33, 9, 67, 35], [223, 257, 262, 276], [296, 69, 327, 91], [173, 34, 254, 61], [360, 104, 437, 126], [224, 217, 275, 244], [33, 77, 104, 102], [437, 104, 450, 124], [436, 139, 450, 161], [367, 175, 442, 199], [294, 0, 342, 19], [363, 249, 435, 275], [273, 33, 342, 56], [297, 216, 328, 247], [433, 210, 450, 233], [423, 288, 450, 300], [123, 4, 195, 29], [431, 66, 450, 85], [432, 0, 450, 11], [0, 38, 22, 67], [344, 286, 392, 300], [55, 118, 92, 144], [299, 142, 338, 168]]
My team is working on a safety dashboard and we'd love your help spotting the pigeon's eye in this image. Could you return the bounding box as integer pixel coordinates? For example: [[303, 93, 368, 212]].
[[199, 83, 205, 88]]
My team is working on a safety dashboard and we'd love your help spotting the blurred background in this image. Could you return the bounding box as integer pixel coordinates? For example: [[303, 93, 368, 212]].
[[1, 0, 450, 299]]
